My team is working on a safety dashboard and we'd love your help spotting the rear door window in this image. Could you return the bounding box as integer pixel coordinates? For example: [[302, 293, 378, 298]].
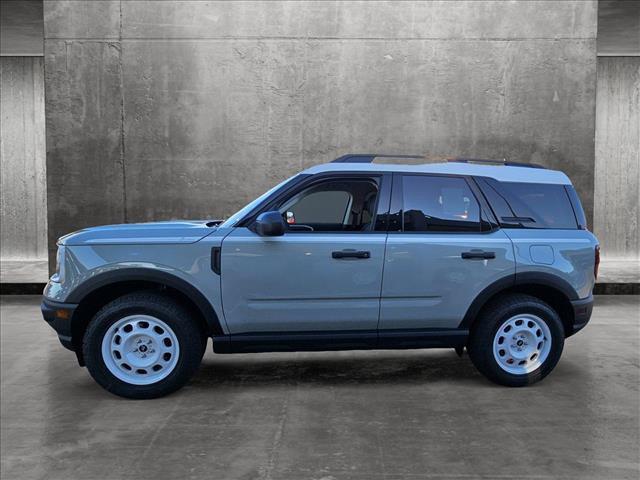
[[401, 175, 481, 232]]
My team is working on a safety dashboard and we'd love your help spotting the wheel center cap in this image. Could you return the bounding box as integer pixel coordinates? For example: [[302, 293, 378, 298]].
[[139, 344, 148, 353], [516, 340, 524, 347]]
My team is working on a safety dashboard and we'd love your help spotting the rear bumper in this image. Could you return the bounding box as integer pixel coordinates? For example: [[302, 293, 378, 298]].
[[41, 298, 77, 351], [569, 295, 593, 336]]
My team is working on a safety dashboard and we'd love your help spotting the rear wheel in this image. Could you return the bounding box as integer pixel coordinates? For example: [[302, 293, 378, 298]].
[[468, 294, 564, 387], [83, 292, 204, 399]]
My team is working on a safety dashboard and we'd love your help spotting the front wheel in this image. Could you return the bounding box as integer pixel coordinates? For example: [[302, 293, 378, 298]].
[[83, 292, 204, 399], [468, 294, 565, 387]]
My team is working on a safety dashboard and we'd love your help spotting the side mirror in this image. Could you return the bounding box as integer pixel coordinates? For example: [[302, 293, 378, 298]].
[[255, 211, 286, 237]]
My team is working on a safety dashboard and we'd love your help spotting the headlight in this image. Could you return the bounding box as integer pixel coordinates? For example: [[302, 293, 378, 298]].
[[51, 245, 65, 283]]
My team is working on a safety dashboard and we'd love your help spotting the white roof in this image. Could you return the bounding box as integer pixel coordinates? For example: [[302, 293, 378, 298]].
[[303, 162, 573, 185]]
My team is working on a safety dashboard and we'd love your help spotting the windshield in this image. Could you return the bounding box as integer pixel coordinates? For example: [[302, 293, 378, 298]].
[[219, 174, 301, 228]]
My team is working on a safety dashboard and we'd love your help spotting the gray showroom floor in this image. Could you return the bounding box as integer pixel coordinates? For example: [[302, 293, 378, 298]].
[[1, 296, 639, 480]]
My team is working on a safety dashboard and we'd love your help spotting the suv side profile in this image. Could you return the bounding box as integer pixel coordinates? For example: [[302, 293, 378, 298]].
[[42, 155, 598, 398]]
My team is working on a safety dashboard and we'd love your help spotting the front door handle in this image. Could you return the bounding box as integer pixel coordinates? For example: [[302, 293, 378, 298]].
[[332, 250, 371, 259], [461, 250, 495, 260]]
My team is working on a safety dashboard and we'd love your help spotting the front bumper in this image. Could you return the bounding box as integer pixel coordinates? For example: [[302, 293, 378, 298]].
[[569, 295, 594, 336], [41, 298, 78, 351]]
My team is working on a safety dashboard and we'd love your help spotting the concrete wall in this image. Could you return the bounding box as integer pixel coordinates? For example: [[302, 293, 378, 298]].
[[597, 0, 640, 56], [0, 56, 47, 260], [43, 0, 598, 267], [0, 1, 44, 56], [594, 57, 640, 260]]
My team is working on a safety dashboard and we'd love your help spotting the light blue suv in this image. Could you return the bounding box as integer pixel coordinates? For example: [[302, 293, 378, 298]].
[[42, 155, 599, 398]]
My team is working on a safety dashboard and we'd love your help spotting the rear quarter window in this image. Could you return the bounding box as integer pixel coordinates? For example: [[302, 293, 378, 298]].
[[564, 185, 587, 229], [493, 181, 578, 229]]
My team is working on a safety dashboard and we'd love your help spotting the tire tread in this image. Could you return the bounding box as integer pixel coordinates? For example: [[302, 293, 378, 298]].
[[83, 291, 203, 399], [467, 293, 564, 387]]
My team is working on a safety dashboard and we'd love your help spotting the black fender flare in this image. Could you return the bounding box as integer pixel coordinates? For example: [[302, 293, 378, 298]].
[[67, 268, 224, 335], [459, 272, 579, 329]]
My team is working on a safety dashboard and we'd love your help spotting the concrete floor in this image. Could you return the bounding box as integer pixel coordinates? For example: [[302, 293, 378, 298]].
[[1, 296, 638, 480]]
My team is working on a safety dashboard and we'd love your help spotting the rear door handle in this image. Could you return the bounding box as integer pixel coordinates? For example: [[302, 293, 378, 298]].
[[332, 250, 371, 259], [461, 250, 495, 260]]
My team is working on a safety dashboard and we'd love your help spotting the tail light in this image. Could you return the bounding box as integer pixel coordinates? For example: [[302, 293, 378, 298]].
[[594, 245, 600, 280]]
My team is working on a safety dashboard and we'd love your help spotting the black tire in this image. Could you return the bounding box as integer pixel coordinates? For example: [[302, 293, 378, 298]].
[[467, 294, 564, 387], [83, 292, 204, 399]]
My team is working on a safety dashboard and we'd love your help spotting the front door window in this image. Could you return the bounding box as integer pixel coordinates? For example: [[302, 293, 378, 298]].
[[278, 179, 379, 232]]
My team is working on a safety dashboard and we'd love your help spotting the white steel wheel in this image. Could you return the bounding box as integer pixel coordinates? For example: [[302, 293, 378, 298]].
[[101, 315, 180, 385], [492, 313, 552, 375]]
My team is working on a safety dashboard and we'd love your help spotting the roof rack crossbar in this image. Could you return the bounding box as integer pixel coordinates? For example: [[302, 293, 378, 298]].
[[448, 158, 546, 169], [331, 154, 424, 163]]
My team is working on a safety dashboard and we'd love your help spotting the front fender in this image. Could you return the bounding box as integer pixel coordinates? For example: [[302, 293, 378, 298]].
[[44, 242, 227, 335], [65, 267, 224, 335]]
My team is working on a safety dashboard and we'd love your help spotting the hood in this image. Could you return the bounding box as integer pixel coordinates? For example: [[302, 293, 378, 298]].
[[59, 220, 222, 246]]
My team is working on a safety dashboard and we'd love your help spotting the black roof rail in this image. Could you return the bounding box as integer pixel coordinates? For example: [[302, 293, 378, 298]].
[[448, 158, 546, 169], [330, 154, 546, 169], [331, 153, 425, 163]]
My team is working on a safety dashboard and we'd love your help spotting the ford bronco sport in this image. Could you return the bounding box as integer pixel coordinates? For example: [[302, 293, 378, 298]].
[[42, 155, 598, 398]]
